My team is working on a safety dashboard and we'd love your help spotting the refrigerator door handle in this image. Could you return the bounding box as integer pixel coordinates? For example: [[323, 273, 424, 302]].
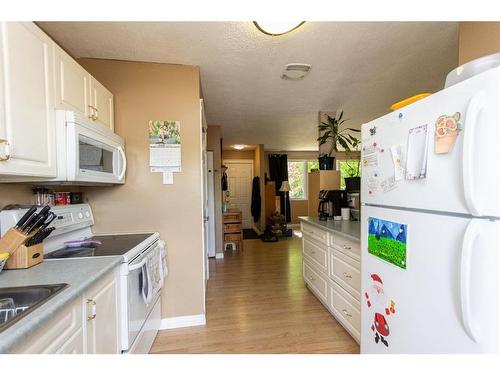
[[462, 92, 485, 216], [460, 219, 481, 343]]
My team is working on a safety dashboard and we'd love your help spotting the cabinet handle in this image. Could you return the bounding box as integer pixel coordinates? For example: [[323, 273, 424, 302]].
[[343, 245, 352, 250], [0, 139, 11, 161], [87, 299, 97, 320], [309, 276, 315, 282], [342, 309, 352, 318], [343, 272, 352, 279]]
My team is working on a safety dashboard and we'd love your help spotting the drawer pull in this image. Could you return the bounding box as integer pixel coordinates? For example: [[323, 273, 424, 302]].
[[0, 139, 11, 161], [342, 309, 352, 318], [343, 245, 352, 250], [342, 272, 352, 279]]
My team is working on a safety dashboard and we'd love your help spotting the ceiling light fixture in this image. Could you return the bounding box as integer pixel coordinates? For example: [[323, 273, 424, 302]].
[[232, 144, 245, 150], [253, 21, 305, 36], [281, 63, 311, 80]]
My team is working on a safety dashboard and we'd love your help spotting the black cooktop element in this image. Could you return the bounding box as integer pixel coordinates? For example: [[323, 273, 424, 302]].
[[45, 233, 154, 259]]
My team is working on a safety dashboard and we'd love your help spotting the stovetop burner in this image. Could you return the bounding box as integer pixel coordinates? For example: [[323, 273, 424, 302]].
[[45, 233, 154, 259]]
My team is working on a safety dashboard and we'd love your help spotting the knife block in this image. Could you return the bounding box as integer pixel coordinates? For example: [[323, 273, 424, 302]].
[[0, 228, 31, 254], [5, 243, 44, 269]]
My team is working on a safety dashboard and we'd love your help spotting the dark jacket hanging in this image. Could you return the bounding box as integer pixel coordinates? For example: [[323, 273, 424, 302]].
[[251, 176, 261, 223], [268, 154, 291, 223]]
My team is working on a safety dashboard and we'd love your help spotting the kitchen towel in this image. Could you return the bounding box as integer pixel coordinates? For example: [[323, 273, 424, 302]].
[[141, 240, 168, 304]]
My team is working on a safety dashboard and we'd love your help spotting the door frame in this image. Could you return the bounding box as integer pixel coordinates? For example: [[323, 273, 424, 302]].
[[222, 159, 254, 229]]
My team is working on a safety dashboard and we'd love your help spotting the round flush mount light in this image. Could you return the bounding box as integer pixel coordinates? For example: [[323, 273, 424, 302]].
[[232, 144, 246, 150], [253, 21, 305, 36]]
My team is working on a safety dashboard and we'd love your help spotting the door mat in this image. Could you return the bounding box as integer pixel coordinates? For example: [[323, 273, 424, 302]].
[[243, 229, 260, 240]]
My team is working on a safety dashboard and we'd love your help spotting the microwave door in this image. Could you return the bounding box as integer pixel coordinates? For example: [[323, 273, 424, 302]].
[[67, 123, 126, 183]]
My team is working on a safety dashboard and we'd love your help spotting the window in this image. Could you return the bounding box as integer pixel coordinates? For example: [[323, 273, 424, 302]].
[[287, 160, 318, 200], [337, 159, 361, 189]]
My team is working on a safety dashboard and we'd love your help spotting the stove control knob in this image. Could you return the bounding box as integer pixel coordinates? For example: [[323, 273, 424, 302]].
[[78, 213, 84, 219], [85, 211, 90, 218]]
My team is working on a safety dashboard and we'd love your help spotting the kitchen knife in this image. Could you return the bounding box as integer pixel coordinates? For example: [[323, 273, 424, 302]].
[[26, 227, 55, 247], [38, 212, 57, 231], [15, 206, 37, 229], [19, 205, 51, 232], [25, 213, 49, 235]]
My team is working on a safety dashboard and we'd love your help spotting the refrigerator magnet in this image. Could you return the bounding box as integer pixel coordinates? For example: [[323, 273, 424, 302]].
[[364, 273, 397, 348], [434, 112, 462, 154], [368, 217, 407, 269]]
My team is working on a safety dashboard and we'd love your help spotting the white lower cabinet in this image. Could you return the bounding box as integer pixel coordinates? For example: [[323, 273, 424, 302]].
[[83, 270, 120, 354], [301, 221, 361, 343], [14, 268, 120, 354]]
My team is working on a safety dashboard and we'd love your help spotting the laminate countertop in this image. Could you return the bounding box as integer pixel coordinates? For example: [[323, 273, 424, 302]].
[[298, 216, 361, 243], [0, 256, 122, 353]]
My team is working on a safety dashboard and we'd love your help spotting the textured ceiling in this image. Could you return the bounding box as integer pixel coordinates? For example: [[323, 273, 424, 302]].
[[38, 22, 458, 151]]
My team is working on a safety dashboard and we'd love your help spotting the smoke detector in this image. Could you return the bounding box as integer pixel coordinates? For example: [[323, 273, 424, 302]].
[[281, 63, 311, 80]]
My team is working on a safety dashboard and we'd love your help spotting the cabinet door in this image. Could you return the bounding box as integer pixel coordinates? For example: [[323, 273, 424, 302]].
[[54, 45, 91, 117], [56, 328, 84, 354], [85, 272, 120, 354], [0, 22, 56, 177], [90, 77, 114, 131]]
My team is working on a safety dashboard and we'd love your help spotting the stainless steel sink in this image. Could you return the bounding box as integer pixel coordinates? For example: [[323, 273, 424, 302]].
[[0, 283, 68, 333]]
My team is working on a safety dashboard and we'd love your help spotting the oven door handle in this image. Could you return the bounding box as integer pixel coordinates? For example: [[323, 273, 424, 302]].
[[129, 257, 148, 271]]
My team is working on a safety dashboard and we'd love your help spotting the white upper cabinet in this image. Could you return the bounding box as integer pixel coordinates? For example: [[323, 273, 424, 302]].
[[54, 46, 114, 131], [54, 45, 91, 117], [0, 22, 57, 178], [90, 77, 114, 131]]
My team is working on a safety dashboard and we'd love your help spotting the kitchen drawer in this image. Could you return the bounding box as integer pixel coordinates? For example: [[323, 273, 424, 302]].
[[224, 223, 242, 233], [303, 237, 327, 273], [301, 222, 328, 245], [329, 282, 360, 342], [329, 234, 360, 261], [303, 261, 328, 304], [329, 248, 361, 298], [224, 233, 242, 241]]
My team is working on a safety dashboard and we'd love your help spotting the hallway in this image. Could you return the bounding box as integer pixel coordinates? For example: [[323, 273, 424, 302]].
[[150, 236, 359, 353]]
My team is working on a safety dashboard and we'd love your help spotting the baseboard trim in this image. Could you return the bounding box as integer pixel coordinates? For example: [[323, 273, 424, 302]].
[[215, 252, 224, 259], [289, 223, 300, 229], [252, 225, 263, 235], [159, 314, 206, 330]]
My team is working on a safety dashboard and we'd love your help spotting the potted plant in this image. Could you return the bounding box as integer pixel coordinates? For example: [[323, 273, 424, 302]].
[[343, 159, 361, 191], [317, 111, 360, 170]]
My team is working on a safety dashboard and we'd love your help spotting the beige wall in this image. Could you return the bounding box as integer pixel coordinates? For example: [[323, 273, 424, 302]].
[[207, 125, 223, 254], [79, 58, 204, 319], [459, 22, 500, 65], [0, 185, 33, 209], [222, 149, 255, 160], [290, 199, 308, 224]]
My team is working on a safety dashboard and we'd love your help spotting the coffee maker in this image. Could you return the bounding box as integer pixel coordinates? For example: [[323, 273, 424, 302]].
[[318, 190, 348, 221]]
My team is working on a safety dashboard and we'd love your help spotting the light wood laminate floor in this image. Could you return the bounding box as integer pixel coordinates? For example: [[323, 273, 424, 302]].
[[150, 235, 359, 354]]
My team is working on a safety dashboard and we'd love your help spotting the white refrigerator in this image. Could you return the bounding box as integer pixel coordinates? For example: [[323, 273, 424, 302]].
[[360, 66, 500, 353]]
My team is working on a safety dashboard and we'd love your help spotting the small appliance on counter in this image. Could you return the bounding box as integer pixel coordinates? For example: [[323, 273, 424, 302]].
[[318, 190, 349, 220]]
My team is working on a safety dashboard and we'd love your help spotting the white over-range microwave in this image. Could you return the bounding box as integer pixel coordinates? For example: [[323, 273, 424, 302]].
[[54, 111, 127, 184]]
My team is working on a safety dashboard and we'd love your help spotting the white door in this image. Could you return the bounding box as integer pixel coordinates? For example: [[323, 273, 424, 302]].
[[361, 205, 500, 353], [207, 151, 216, 257], [0, 22, 56, 177], [90, 77, 114, 131], [54, 45, 92, 117], [201, 100, 209, 297], [223, 160, 253, 229], [361, 66, 500, 217]]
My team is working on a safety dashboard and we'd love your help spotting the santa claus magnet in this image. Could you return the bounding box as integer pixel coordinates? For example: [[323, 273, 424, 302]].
[[365, 273, 397, 347]]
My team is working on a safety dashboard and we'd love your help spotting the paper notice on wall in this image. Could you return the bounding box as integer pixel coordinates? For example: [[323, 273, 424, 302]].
[[405, 124, 429, 180], [390, 144, 406, 181], [149, 120, 182, 171], [162, 171, 174, 185]]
